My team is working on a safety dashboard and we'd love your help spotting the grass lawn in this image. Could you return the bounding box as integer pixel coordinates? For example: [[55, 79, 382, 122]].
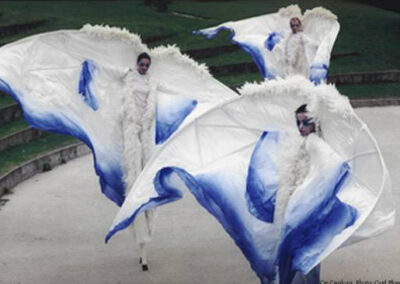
[[0, 1, 398, 74], [0, 133, 78, 174], [0, 119, 28, 139], [0, 1, 204, 46]]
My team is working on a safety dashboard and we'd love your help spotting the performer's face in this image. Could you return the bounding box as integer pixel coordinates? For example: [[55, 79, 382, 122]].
[[296, 112, 315, 137], [136, 58, 151, 75], [290, 18, 301, 34]]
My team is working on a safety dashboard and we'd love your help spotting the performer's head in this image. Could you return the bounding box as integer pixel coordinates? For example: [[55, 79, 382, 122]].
[[136, 52, 151, 75], [295, 104, 316, 137], [289, 17, 302, 34]]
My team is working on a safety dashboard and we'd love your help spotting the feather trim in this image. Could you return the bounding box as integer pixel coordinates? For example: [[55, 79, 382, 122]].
[[303, 7, 338, 22], [120, 71, 156, 190], [239, 75, 316, 102], [278, 4, 302, 18], [150, 44, 211, 78], [141, 80, 157, 164], [81, 24, 147, 52], [239, 76, 353, 126], [269, 133, 309, 259]]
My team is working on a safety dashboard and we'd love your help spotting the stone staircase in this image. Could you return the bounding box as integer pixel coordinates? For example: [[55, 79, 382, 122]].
[[0, 93, 88, 198]]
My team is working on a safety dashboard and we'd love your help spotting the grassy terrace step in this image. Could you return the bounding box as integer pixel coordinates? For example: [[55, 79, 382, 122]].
[[0, 124, 45, 152], [0, 1, 207, 47], [184, 45, 239, 60], [0, 133, 77, 175], [0, 102, 22, 126], [209, 61, 258, 76], [199, 49, 361, 68], [221, 71, 400, 96], [215, 67, 400, 86], [0, 95, 15, 108], [0, 118, 28, 139]]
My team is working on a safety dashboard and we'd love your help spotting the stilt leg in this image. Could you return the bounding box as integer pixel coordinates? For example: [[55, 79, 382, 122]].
[[139, 243, 148, 271]]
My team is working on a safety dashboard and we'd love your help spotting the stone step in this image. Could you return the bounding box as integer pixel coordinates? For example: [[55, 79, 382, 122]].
[[0, 103, 22, 126], [350, 97, 400, 108], [184, 45, 240, 59], [213, 63, 400, 85], [0, 19, 47, 39], [0, 141, 89, 197], [0, 132, 78, 174], [0, 126, 46, 152], [0, 118, 28, 139], [183, 43, 359, 60], [143, 34, 175, 45], [210, 62, 258, 76], [328, 70, 400, 85]]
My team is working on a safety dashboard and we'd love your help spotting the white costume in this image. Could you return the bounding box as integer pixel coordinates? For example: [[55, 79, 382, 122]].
[[121, 71, 156, 264], [0, 24, 237, 268], [194, 5, 339, 83], [281, 32, 317, 77], [109, 76, 394, 283]]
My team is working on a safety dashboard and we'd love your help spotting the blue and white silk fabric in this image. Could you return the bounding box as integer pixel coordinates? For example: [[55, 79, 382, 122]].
[[194, 5, 340, 84], [0, 24, 237, 206], [108, 76, 394, 283]]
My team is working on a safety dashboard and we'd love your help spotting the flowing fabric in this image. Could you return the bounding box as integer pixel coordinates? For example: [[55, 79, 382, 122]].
[[0, 24, 237, 206], [193, 5, 340, 84], [108, 76, 394, 283]]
